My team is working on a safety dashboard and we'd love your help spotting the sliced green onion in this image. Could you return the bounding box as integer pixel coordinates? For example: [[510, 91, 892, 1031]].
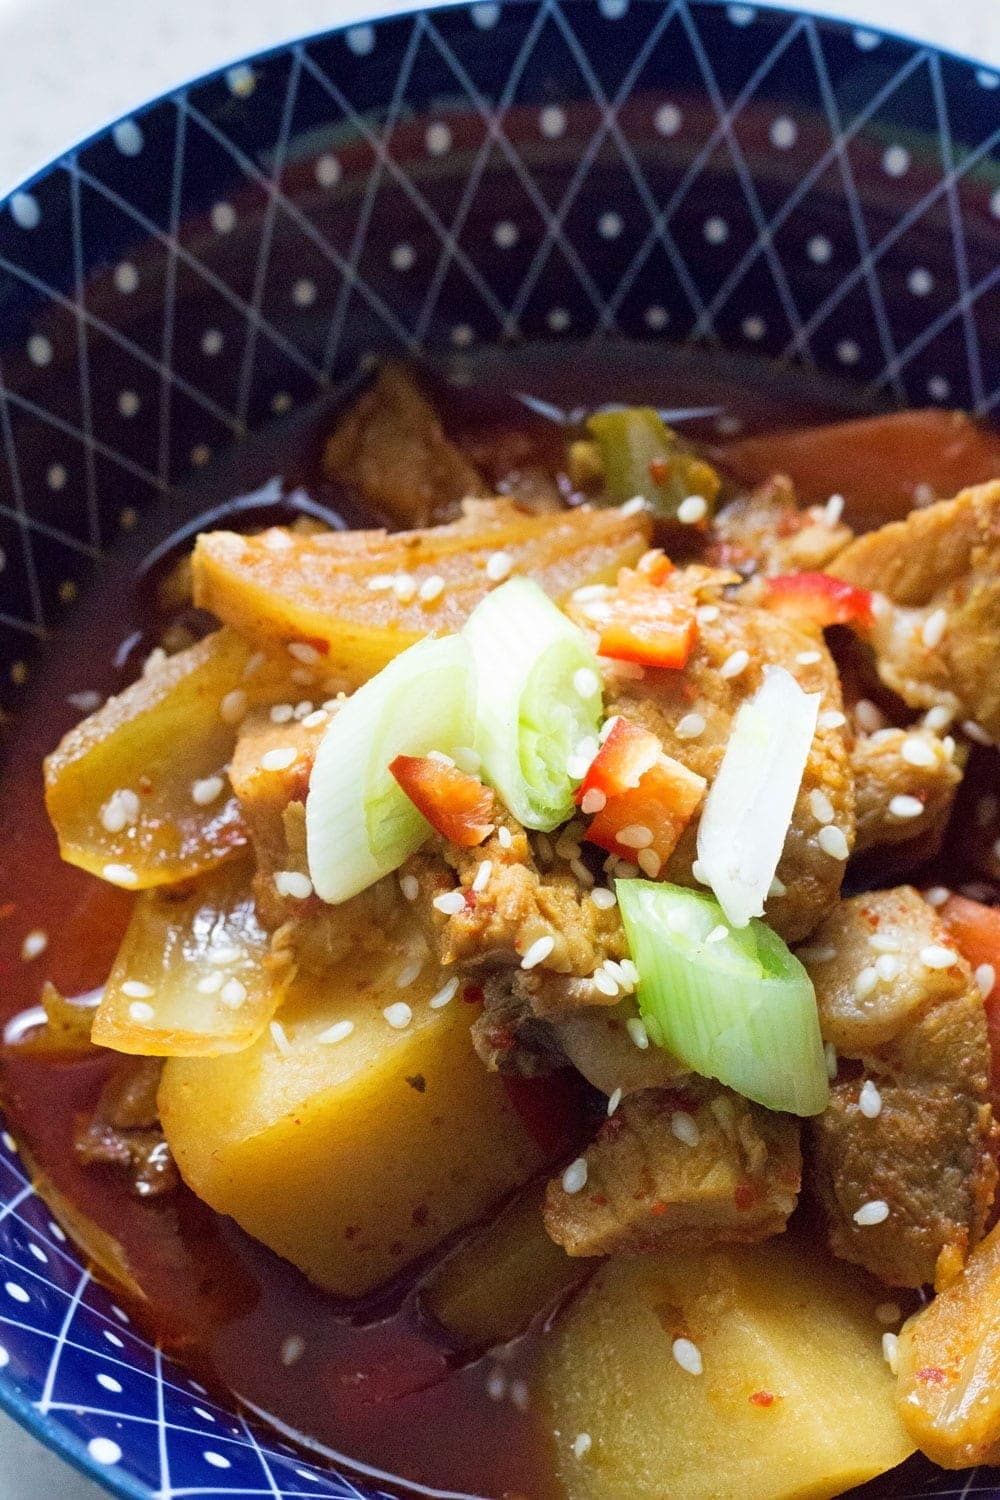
[[586, 407, 720, 519], [617, 879, 829, 1116], [697, 665, 820, 929], [306, 634, 475, 903], [463, 577, 603, 832]]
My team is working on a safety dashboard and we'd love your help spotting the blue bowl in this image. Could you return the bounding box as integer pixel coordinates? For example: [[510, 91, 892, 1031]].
[[0, 2, 997, 1495]]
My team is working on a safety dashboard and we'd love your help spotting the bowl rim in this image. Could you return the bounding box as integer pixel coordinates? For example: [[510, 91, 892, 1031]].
[[0, 2, 997, 1497]]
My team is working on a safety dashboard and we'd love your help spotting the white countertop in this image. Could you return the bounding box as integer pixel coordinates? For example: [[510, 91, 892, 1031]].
[[0, 0, 997, 1495]]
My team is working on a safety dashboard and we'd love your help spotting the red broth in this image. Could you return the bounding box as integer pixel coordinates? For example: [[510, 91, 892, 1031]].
[[1, 343, 998, 1499]]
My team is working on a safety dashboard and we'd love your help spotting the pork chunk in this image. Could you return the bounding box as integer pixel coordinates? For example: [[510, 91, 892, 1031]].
[[830, 481, 1000, 739], [852, 727, 962, 857], [544, 1083, 800, 1257], [802, 887, 996, 1286], [322, 364, 482, 527], [710, 474, 853, 577]]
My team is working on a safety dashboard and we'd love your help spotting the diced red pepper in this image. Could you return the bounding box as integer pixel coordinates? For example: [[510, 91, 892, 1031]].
[[581, 718, 706, 869], [938, 895, 1000, 1084], [598, 591, 697, 670], [765, 571, 875, 631], [389, 755, 494, 848]]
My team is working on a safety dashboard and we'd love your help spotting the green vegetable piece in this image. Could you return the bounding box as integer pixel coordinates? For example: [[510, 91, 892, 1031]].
[[586, 407, 720, 519]]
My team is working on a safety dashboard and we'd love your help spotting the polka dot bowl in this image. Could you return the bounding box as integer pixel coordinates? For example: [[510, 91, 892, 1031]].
[[0, 1, 997, 1496]]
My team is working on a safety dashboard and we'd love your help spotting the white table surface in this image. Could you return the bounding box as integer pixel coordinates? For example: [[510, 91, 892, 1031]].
[[0, 0, 997, 1495]]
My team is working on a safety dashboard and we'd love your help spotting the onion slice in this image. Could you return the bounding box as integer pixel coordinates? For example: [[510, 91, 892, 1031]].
[[463, 578, 603, 831], [617, 879, 829, 1116], [696, 665, 819, 928], [306, 634, 475, 903]]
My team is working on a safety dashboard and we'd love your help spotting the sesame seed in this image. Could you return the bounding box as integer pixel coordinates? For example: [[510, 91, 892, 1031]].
[[418, 574, 445, 604], [677, 494, 708, 524], [221, 978, 248, 1007], [486, 551, 513, 582], [593, 969, 620, 997], [302, 710, 328, 729], [882, 1332, 899, 1374], [396, 958, 424, 988], [924, 885, 951, 907], [675, 712, 706, 740], [20, 930, 48, 962], [427, 750, 455, 767], [824, 493, 845, 526], [367, 574, 396, 592], [818, 710, 847, 730], [219, 689, 248, 725], [672, 1338, 703, 1375], [288, 641, 322, 667], [486, 1367, 508, 1402], [768, 876, 787, 898], [398, 875, 419, 903], [825, 1042, 838, 1079], [275, 870, 313, 900], [854, 699, 883, 734], [876, 1301, 902, 1325], [383, 1002, 412, 1029], [472, 860, 493, 894], [121, 980, 154, 999], [211, 943, 243, 965], [859, 1079, 883, 1118], [591, 886, 616, 910], [809, 789, 835, 824], [562, 1157, 588, 1194], [696, 604, 720, 624], [197, 973, 224, 995], [509, 1379, 530, 1412], [796, 650, 822, 666], [798, 944, 837, 964], [620, 495, 647, 517], [580, 788, 608, 817], [626, 1016, 649, 1049], [430, 978, 460, 1010], [280, 1335, 305, 1366], [497, 826, 513, 850], [923, 705, 952, 731], [572, 1433, 592, 1460], [720, 648, 749, 679], [570, 858, 595, 886], [293, 700, 314, 720], [963, 720, 994, 746], [521, 935, 555, 970], [270, 703, 294, 724], [100, 788, 140, 833], [671, 1111, 700, 1147], [433, 890, 466, 916], [817, 825, 849, 860], [875, 954, 900, 982], [870, 932, 901, 952], [607, 1087, 623, 1116], [103, 863, 138, 886], [854, 966, 879, 999], [192, 775, 225, 806], [637, 847, 663, 879], [270, 1020, 292, 1055], [853, 1199, 890, 1226], [128, 1001, 154, 1023], [617, 823, 653, 850], [261, 747, 297, 773], [901, 736, 938, 769], [393, 573, 417, 604], [921, 608, 947, 649], [573, 585, 610, 604], [452, 746, 482, 775], [920, 944, 957, 970], [706, 924, 729, 944], [976, 964, 996, 998], [889, 794, 924, 820], [318, 1020, 354, 1045], [573, 667, 600, 700]]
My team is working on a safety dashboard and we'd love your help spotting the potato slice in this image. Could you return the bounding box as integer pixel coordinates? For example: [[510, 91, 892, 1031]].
[[44, 630, 288, 889], [92, 861, 288, 1057], [192, 500, 650, 685], [896, 1219, 1000, 1467], [420, 1183, 582, 1351], [159, 913, 556, 1297], [543, 1232, 914, 1500]]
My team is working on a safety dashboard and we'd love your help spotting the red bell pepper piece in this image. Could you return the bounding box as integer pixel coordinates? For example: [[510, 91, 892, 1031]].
[[389, 755, 494, 847], [598, 592, 697, 670], [765, 571, 875, 631], [579, 717, 705, 870], [575, 717, 660, 803]]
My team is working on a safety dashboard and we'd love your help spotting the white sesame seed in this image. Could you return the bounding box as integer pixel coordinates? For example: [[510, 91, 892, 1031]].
[[452, 746, 482, 775], [367, 574, 396, 592], [705, 924, 729, 944], [854, 966, 879, 999], [293, 700, 314, 720], [396, 957, 424, 989], [924, 885, 951, 907], [854, 699, 884, 734], [318, 1020, 354, 1046], [809, 789, 835, 824], [486, 1366, 508, 1402], [128, 1001, 154, 1023], [675, 712, 706, 740], [573, 584, 611, 604], [509, 1379, 530, 1412], [626, 1016, 649, 1049], [696, 604, 720, 624], [302, 710, 328, 729], [869, 932, 901, 952], [921, 608, 948, 649], [383, 1002, 413, 1030], [399, 874, 420, 902], [102, 863, 138, 886], [923, 705, 953, 732], [472, 860, 493, 894], [261, 747, 297, 773], [672, 1338, 703, 1375], [433, 890, 466, 915], [920, 944, 957, 970], [720, 648, 749, 679], [824, 493, 845, 526], [570, 857, 595, 888], [901, 736, 938, 769], [798, 944, 837, 965], [392, 573, 417, 604], [270, 1020, 292, 1055], [875, 954, 900, 982], [429, 977, 460, 1010], [497, 826, 513, 850], [859, 1079, 883, 1118], [876, 1301, 902, 1325], [768, 876, 787, 898], [963, 720, 994, 746], [20, 930, 48, 962], [636, 847, 661, 879], [562, 1157, 588, 1194], [219, 689, 248, 725], [976, 963, 996, 998], [818, 710, 847, 730], [573, 668, 600, 701], [606, 1088, 623, 1117], [853, 1199, 890, 1226], [818, 825, 849, 860], [270, 703, 294, 724], [796, 650, 822, 666], [588, 888, 615, 913], [572, 1433, 592, 1460], [620, 495, 647, 517], [555, 834, 582, 861], [580, 787, 608, 816], [197, 973, 224, 995], [671, 1111, 700, 1147], [221, 978, 248, 1007], [521, 935, 555, 970], [486, 551, 513, 582], [288, 641, 322, 667], [280, 1334, 305, 1366], [192, 775, 225, 807], [275, 870, 313, 900], [882, 1331, 899, 1374], [100, 788, 140, 833], [418, 574, 445, 604], [121, 980, 153, 999], [677, 494, 708, 524], [427, 750, 455, 767], [617, 824, 653, 850], [825, 1041, 838, 1079], [593, 969, 620, 997], [889, 794, 924, 820]]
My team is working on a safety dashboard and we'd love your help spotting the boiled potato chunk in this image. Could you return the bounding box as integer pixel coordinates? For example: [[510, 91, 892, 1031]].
[[896, 1219, 1000, 1466], [543, 1232, 914, 1500], [192, 499, 650, 686], [44, 630, 287, 888], [159, 928, 553, 1297], [92, 861, 288, 1057]]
